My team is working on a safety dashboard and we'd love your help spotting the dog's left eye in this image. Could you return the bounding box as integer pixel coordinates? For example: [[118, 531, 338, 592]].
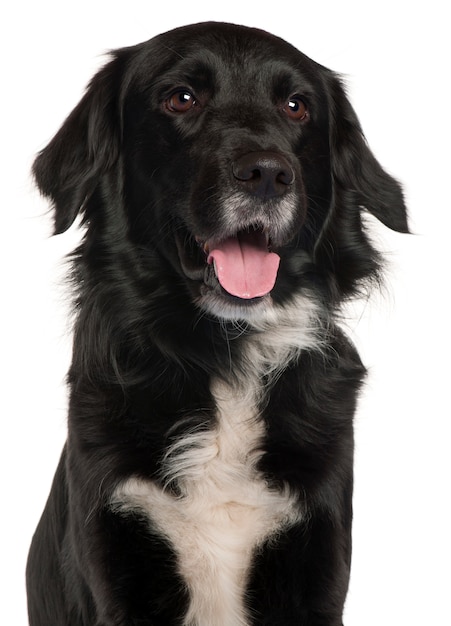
[[283, 97, 308, 121], [165, 90, 197, 113]]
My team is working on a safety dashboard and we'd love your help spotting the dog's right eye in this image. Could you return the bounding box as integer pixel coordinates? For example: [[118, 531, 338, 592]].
[[165, 91, 197, 113]]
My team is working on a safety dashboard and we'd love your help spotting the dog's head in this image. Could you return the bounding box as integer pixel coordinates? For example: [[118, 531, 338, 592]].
[[34, 22, 408, 323]]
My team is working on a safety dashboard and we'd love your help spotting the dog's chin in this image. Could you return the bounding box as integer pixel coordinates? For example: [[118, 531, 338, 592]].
[[197, 281, 274, 323]]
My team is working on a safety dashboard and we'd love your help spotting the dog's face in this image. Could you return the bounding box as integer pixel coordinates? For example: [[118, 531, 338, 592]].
[[123, 24, 334, 320], [34, 23, 408, 323]]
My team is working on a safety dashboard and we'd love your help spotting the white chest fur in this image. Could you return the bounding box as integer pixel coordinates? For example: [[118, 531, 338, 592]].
[[111, 377, 302, 626], [111, 296, 322, 625]]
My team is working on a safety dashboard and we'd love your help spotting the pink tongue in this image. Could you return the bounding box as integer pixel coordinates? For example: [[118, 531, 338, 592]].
[[207, 231, 280, 299]]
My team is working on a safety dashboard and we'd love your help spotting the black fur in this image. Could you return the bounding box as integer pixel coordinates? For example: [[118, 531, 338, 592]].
[[26, 22, 408, 626]]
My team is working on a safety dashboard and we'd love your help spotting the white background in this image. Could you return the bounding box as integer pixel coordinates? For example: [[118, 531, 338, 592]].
[[2, 1, 450, 624]]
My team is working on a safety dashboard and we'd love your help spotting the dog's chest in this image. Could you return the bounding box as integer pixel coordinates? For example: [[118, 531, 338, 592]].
[[112, 378, 301, 626]]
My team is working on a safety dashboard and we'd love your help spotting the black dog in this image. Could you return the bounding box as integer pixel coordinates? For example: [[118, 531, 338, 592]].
[[26, 22, 408, 626]]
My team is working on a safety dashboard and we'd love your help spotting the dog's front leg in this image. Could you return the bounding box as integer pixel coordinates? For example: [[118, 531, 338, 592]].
[[247, 494, 353, 626], [64, 489, 190, 626]]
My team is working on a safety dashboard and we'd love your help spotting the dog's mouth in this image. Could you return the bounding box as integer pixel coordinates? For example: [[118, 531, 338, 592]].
[[176, 224, 280, 302], [205, 228, 280, 299]]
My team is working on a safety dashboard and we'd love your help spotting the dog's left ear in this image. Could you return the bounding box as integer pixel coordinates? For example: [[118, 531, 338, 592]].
[[328, 74, 409, 233], [33, 53, 125, 234]]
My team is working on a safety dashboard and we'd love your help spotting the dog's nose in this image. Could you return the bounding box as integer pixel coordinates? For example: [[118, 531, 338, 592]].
[[232, 151, 294, 199]]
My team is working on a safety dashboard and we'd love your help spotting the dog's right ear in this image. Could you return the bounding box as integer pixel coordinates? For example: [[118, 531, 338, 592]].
[[33, 53, 125, 234]]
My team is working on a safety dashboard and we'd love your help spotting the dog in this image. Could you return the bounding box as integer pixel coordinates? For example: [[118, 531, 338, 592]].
[[26, 22, 408, 626]]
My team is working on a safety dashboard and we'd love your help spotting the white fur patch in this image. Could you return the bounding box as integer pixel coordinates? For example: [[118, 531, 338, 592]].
[[113, 381, 301, 625], [111, 298, 320, 625]]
